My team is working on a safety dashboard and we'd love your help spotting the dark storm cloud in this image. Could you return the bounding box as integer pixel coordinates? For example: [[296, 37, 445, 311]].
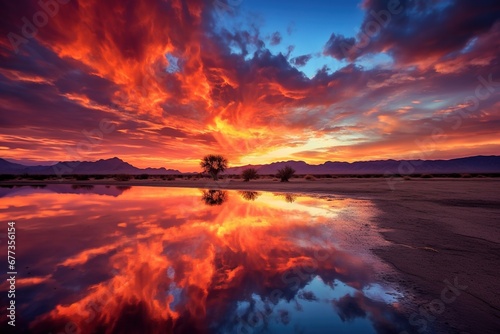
[[323, 33, 357, 60], [324, 0, 500, 66]]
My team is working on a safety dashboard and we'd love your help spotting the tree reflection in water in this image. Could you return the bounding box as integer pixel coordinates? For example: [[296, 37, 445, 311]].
[[238, 191, 261, 201], [273, 192, 298, 203], [201, 189, 228, 206]]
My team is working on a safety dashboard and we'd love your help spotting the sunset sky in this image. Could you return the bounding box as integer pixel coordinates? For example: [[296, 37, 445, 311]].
[[1, 0, 499, 171]]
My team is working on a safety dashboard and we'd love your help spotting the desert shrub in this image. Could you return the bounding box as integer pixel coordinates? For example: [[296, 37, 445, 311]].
[[115, 174, 132, 181], [135, 174, 149, 180], [242, 168, 259, 182], [276, 165, 296, 182], [304, 174, 316, 181], [167, 176, 175, 181]]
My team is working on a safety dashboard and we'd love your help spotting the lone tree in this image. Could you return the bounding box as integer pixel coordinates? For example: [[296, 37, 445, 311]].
[[241, 168, 259, 182], [200, 154, 228, 180], [276, 165, 295, 182]]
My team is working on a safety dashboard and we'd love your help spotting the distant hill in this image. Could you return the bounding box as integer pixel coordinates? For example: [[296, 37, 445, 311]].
[[0, 158, 27, 174], [1, 156, 499, 176], [0, 157, 181, 175], [224, 156, 500, 175]]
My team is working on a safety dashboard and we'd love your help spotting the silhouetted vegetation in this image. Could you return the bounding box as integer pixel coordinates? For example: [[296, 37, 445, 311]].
[[276, 165, 296, 182], [1, 172, 499, 185], [238, 191, 261, 201], [274, 192, 297, 203], [114, 174, 132, 181], [200, 155, 228, 180], [242, 168, 259, 182], [201, 189, 228, 206], [0, 174, 16, 181]]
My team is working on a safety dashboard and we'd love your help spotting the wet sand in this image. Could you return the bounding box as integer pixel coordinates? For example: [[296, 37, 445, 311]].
[[2, 178, 499, 333]]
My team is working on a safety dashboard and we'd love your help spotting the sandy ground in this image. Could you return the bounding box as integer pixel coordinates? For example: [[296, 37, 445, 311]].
[[2, 178, 499, 333]]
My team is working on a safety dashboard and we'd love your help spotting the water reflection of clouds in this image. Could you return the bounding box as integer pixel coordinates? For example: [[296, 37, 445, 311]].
[[0, 186, 409, 333]]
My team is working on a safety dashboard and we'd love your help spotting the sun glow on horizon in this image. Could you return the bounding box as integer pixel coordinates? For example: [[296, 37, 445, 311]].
[[0, 1, 499, 168]]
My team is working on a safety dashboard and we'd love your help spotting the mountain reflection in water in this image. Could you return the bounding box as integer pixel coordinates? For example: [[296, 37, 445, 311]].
[[0, 185, 411, 334]]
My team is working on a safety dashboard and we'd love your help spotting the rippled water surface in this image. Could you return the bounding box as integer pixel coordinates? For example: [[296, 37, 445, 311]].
[[0, 185, 411, 333]]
